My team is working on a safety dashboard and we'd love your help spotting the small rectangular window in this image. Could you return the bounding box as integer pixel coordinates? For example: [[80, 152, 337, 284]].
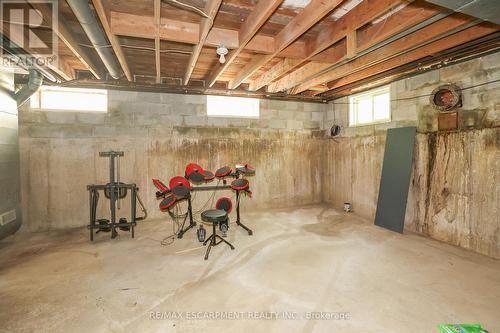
[[349, 86, 390, 126], [30, 86, 108, 112], [207, 95, 259, 118]]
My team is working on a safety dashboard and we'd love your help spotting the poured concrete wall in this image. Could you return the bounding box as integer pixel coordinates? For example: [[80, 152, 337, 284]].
[[322, 52, 500, 258], [406, 130, 499, 258], [18, 93, 328, 231]]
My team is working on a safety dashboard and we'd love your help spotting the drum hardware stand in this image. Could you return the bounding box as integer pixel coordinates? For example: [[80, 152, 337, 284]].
[[177, 195, 196, 238], [235, 190, 253, 235], [203, 220, 235, 260], [190, 183, 253, 236]]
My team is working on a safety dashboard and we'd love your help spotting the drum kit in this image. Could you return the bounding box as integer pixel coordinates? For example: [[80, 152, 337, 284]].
[[152, 162, 255, 259]]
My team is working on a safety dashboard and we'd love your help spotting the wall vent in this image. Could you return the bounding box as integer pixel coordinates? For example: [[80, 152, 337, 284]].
[[0, 210, 17, 226]]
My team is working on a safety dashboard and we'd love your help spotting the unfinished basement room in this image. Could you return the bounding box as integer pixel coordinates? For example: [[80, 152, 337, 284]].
[[1, 0, 500, 332]]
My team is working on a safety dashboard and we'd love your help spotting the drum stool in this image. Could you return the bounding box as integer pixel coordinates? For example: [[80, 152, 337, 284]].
[[201, 209, 235, 260]]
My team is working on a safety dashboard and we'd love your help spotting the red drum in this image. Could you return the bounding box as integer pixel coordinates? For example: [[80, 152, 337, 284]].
[[152, 179, 169, 193], [169, 176, 192, 190], [204, 170, 215, 182], [215, 166, 232, 178], [159, 194, 177, 210], [216, 197, 233, 214], [230, 178, 250, 191], [235, 163, 255, 175], [171, 185, 190, 199], [185, 163, 205, 183]]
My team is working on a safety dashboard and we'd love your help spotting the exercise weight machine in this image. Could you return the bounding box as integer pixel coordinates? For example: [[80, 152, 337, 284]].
[[87, 150, 147, 240]]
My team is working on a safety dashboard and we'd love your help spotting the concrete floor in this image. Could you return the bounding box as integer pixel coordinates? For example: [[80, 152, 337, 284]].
[[1, 206, 499, 333]]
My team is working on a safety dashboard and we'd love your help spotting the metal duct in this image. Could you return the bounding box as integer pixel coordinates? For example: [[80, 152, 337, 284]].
[[15, 69, 43, 107], [66, 0, 122, 79], [0, 70, 22, 241], [425, 0, 500, 24]]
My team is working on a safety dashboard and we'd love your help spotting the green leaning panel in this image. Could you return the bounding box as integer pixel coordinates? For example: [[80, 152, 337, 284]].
[[374, 126, 417, 233]]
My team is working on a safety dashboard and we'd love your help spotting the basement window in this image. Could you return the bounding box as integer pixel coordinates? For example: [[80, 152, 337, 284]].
[[349, 86, 390, 126], [207, 95, 259, 118], [30, 86, 108, 112]]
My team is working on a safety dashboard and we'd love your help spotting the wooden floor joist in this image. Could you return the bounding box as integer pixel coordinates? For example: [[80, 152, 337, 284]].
[[10, 0, 498, 96], [291, 18, 495, 94], [184, 0, 223, 85], [251, 0, 409, 91], [206, 0, 284, 88], [323, 25, 498, 93], [91, 0, 132, 81], [228, 0, 345, 90], [27, 1, 102, 80], [109, 11, 343, 63]]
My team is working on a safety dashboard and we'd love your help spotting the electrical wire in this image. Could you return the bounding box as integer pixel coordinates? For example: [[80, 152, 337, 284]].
[[161, 0, 209, 18], [122, 45, 193, 54], [160, 203, 187, 246]]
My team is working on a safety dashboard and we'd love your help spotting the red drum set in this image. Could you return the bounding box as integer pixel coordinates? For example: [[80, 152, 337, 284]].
[[152, 163, 255, 259]]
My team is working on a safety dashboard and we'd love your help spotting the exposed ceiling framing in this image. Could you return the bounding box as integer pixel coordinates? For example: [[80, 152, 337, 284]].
[[7, 0, 500, 101]]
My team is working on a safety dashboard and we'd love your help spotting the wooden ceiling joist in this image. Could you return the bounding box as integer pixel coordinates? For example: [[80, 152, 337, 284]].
[[110, 11, 339, 62], [356, 0, 441, 52], [251, 0, 412, 92], [268, 42, 346, 92], [184, 0, 223, 85], [323, 33, 500, 99], [27, 1, 102, 79], [91, 0, 132, 81], [249, 58, 302, 91], [13, 0, 498, 97], [324, 25, 498, 94], [291, 16, 493, 94], [228, 0, 345, 90], [206, 0, 284, 88], [268, 1, 444, 94]]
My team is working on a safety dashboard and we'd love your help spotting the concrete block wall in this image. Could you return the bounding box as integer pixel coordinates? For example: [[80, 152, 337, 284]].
[[323, 52, 500, 135], [18, 93, 329, 231], [15, 51, 500, 259], [322, 51, 500, 258]]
